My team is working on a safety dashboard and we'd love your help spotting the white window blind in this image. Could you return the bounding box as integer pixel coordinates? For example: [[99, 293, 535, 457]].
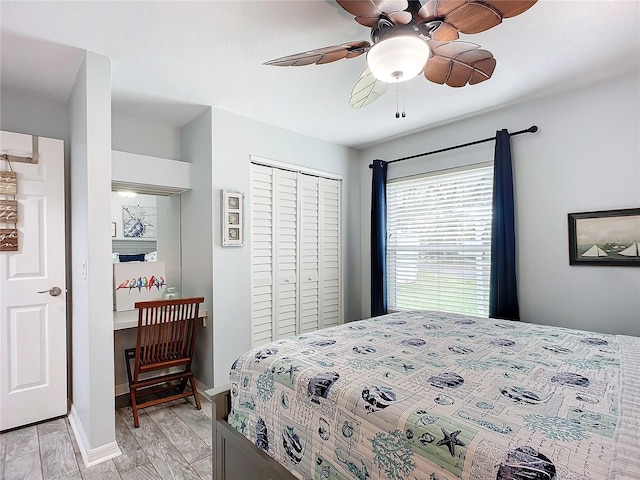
[[386, 164, 493, 317]]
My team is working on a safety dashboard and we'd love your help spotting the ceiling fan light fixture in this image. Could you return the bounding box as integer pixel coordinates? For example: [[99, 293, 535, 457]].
[[367, 35, 431, 83]]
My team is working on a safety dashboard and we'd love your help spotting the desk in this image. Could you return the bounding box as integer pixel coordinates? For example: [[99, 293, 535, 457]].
[[113, 307, 208, 396], [113, 308, 208, 330]]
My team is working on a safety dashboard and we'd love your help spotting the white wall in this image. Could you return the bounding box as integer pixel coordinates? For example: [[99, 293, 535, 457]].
[[206, 108, 361, 389], [0, 87, 69, 144], [68, 51, 120, 465], [359, 72, 640, 336], [111, 112, 181, 160], [156, 195, 182, 291], [180, 108, 214, 387]]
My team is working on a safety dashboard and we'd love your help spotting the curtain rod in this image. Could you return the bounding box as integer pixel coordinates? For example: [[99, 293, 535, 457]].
[[368, 125, 538, 168]]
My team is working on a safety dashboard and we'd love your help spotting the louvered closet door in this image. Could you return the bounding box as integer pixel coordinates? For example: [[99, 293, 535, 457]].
[[251, 163, 342, 347], [298, 174, 320, 333], [250, 164, 275, 347], [273, 169, 298, 339], [319, 177, 341, 328]]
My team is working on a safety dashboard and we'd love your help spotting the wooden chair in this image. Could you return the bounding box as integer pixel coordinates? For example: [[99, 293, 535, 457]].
[[125, 296, 205, 427]]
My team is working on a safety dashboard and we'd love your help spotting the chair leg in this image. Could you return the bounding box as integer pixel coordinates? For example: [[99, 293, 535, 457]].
[[190, 375, 202, 410], [178, 377, 188, 394], [130, 388, 140, 428], [124, 348, 140, 428], [124, 349, 133, 385]]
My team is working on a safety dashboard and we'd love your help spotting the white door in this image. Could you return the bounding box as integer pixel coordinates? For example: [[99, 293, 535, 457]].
[[250, 163, 275, 347], [0, 131, 66, 431], [299, 174, 320, 334], [273, 168, 298, 340], [319, 177, 341, 329]]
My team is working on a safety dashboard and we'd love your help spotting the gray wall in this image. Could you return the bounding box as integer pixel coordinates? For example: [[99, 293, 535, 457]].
[[207, 108, 361, 389], [68, 51, 117, 459], [359, 72, 640, 336], [109, 114, 189, 391], [0, 87, 70, 143], [180, 109, 214, 388], [111, 112, 181, 160]]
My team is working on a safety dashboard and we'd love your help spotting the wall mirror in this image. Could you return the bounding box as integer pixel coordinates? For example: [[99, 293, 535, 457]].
[[111, 191, 182, 296]]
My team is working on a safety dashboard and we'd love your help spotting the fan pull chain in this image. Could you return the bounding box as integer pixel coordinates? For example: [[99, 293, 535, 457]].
[[395, 84, 406, 119]]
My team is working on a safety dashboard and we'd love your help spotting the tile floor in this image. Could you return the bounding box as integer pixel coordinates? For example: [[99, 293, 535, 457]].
[[0, 396, 213, 480]]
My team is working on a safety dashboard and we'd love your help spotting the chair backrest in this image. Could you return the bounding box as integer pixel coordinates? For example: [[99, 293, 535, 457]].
[[132, 297, 205, 379]]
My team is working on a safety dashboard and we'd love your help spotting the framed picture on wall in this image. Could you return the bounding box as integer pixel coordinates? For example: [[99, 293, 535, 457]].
[[222, 190, 244, 246], [568, 207, 640, 266], [111, 222, 116, 237], [122, 205, 157, 238]]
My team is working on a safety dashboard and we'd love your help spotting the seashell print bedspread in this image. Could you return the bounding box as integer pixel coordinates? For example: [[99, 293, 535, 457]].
[[228, 311, 640, 479]]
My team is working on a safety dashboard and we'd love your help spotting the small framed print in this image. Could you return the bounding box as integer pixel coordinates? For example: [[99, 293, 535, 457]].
[[111, 222, 117, 237], [228, 196, 239, 209], [222, 190, 244, 246], [228, 227, 240, 241]]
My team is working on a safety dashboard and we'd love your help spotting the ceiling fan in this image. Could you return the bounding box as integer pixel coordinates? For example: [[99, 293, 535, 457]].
[[264, 0, 538, 111]]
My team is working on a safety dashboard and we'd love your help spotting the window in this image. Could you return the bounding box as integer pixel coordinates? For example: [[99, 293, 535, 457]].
[[386, 163, 493, 316]]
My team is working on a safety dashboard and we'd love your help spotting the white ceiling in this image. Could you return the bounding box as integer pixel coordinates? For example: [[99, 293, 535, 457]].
[[1, 1, 639, 149]]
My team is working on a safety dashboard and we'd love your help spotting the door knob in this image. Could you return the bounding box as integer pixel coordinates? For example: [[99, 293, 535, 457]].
[[37, 287, 62, 297]]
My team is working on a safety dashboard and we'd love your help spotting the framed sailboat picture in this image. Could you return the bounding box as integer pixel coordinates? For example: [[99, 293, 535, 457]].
[[568, 208, 640, 266]]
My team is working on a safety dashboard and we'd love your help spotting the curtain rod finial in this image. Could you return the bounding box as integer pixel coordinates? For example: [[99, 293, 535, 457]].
[[528, 125, 538, 133]]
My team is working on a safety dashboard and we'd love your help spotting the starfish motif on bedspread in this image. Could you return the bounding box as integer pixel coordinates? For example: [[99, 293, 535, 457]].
[[285, 364, 300, 379], [436, 428, 465, 456]]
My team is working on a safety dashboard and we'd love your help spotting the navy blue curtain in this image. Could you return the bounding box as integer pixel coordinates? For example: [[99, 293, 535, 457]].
[[490, 130, 520, 320], [371, 159, 388, 317]]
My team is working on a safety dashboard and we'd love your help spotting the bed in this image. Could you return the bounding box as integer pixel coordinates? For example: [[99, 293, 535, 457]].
[[212, 310, 640, 479]]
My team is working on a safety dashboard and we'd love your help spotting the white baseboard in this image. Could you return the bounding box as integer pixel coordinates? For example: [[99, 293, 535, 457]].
[[115, 382, 130, 397], [195, 379, 212, 399], [68, 405, 122, 467], [204, 383, 231, 397]]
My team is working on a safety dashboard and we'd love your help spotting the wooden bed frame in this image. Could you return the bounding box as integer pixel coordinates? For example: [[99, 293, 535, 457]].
[[211, 390, 297, 480]]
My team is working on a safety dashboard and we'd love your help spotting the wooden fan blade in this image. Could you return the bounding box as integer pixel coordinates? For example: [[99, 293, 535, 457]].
[[337, 0, 407, 19], [418, 0, 537, 35], [444, 2, 502, 34], [349, 68, 389, 109], [469, 57, 496, 84], [483, 1, 538, 19], [264, 41, 370, 67], [417, 0, 465, 21], [430, 22, 460, 41], [424, 40, 496, 87], [354, 11, 413, 27], [337, 0, 412, 28]]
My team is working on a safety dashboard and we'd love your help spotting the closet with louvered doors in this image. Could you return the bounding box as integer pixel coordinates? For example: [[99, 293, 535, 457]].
[[250, 162, 342, 348]]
